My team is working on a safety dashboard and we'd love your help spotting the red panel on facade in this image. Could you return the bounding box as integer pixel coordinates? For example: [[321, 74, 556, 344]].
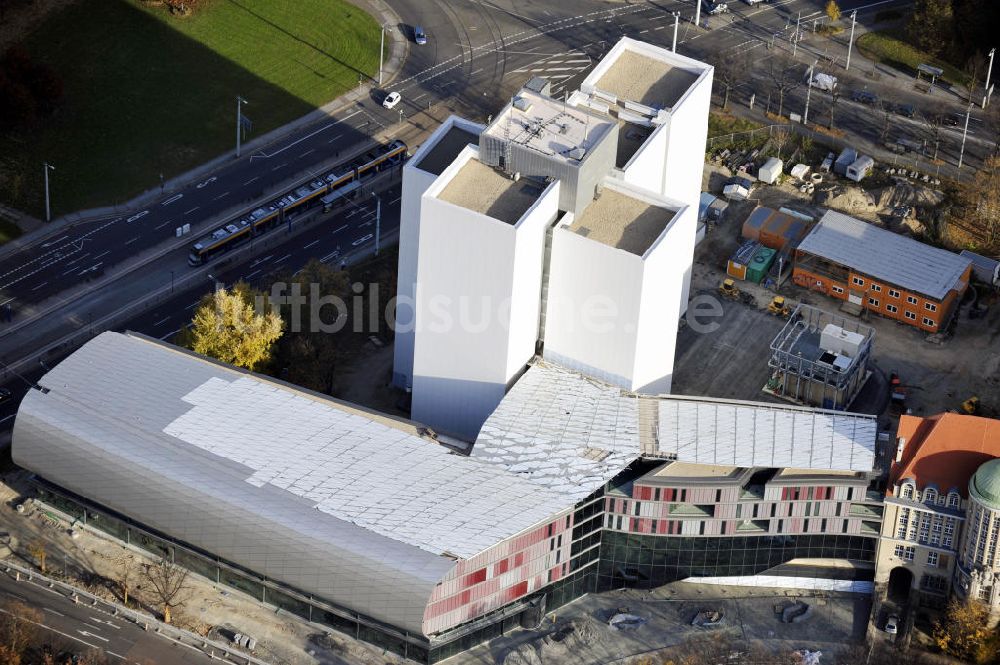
[[463, 568, 487, 588], [514, 552, 524, 567], [496, 558, 510, 575], [510, 581, 529, 601]]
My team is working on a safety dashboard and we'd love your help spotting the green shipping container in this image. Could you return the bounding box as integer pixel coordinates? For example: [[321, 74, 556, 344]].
[[746, 245, 776, 284]]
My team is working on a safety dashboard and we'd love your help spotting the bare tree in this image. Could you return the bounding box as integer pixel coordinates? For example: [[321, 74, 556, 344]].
[[878, 101, 894, 144], [767, 55, 802, 119], [921, 103, 949, 161], [144, 559, 189, 624], [0, 601, 42, 658], [772, 127, 792, 160], [715, 51, 748, 111], [116, 555, 137, 606], [827, 89, 841, 129], [965, 51, 988, 103], [27, 541, 46, 574]]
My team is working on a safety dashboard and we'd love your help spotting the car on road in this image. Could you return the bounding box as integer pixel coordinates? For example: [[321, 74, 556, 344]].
[[943, 113, 961, 127], [885, 614, 900, 635], [851, 90, 879, 105], [0, 388, 11, 404], [413, 26, 427, 45], [702, 0, 729, 14], [894, 103, 916, 118], [382, 91, 401, 110]]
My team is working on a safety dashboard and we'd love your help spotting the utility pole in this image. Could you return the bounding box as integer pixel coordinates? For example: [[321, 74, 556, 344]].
[[958, 102, 973, 169], [694, 0, 701, 29], [804, 60, 818, 125], [985, 47, 996, 108], [672, 12, 680, 53], [846, 11, 857, 71], [793, 12, 801, 57], [43, 162, 55, 222], [378, 24, 389, 86], [235, 96, 248, 157], [372, 193, 381, 256]]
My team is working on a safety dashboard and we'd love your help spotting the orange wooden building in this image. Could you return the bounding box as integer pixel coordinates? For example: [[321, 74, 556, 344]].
[[792, 211, 972, 332]]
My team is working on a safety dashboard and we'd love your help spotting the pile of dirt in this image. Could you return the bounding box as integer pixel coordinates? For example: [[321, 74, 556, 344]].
[[873, 178, 945, 211], [500, 620, 603, 665], [813, 185, 878, 218]]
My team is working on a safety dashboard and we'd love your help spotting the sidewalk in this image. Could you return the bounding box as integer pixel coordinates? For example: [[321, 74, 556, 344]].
[[0, 0, 408, 261]]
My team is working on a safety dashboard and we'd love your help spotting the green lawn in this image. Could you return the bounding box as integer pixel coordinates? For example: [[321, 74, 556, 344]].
[[0, 0, 380, 217], [708, 112, 762, 137], [856, 29, 970, 89]]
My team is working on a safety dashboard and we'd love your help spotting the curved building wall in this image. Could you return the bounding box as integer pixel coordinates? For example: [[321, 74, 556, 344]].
[[13, 393, 452, 635]]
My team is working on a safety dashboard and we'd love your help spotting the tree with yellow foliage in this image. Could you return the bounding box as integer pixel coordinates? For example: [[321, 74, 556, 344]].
[[187, 283, 282, 371], [932, 598, 992, 663], [825, 1, 841, 22]]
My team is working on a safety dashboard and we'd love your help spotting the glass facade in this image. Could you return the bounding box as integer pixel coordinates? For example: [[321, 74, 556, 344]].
[[597, 531, 877, 590]]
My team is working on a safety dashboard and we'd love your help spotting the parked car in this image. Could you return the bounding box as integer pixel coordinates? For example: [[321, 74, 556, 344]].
[[885, 614, 899, 635], [943, 113, 961, 127], [894, 103, 916, 118], [413, 26, 427, 45], [382, 91, 401, 109], [851, 90, 879, 105]]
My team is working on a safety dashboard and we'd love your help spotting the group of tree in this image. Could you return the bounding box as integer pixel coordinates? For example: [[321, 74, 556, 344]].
[[907, 0, 1000, 68], [0, 44, 63, 128], [182, 255, 398, 395]]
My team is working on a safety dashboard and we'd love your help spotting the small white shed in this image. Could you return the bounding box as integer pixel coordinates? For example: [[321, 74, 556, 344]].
[[758, 157, 783, 185], [846, 155, 875, 182]]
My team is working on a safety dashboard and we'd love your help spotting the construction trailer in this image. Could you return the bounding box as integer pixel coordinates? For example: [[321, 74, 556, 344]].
[[766, 304, 875, 411], [960, 250, 1000, 287], [846, 155, 875, 182], [758, 157, 783, 185]]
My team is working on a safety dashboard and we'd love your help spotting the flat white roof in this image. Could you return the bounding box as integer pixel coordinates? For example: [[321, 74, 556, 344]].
[[797, 210, 971, 301], [568, 186, 677, 256], [483, 89, 615, 164], [474, 361, 877, 485]]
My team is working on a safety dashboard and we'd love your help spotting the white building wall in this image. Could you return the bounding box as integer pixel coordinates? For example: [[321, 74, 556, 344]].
[[411, 148, 558, 440], [393, 117, 484, 390], [393, 165, 437, 389], [542, 220, 644, 390], [620, 123, 668, 194], [661, 71, 712, 212], [631, 205, 693, 394]]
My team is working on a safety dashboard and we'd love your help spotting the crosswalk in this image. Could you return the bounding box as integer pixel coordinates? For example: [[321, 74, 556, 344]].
[[508, 51, 593, 96]]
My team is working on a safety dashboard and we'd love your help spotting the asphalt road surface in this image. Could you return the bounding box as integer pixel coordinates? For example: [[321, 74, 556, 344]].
[[0, 571, 220, 664]]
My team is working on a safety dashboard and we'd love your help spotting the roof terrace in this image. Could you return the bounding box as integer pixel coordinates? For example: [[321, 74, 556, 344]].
[[594, 49, 700, 109], [438, 158, 542, 224], [568, 187, 675, 256]]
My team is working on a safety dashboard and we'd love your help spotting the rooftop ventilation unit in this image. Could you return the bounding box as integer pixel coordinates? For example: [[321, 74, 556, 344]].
[[568, 146, 587, 160], [512, 96, 532, 112]]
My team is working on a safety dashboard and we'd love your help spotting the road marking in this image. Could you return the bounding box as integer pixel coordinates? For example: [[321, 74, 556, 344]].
[[154, 220, 171, 230], [88, 617, 121, 629], [471, 67, 484, 75], [61, 267, 79, 276], [352, 233, 374, 246], [161, 194, 183, 206], [184, 206, 199, 215], [303, 239, 320, 249], [41, 235, 69, 248], [42, 607, 66, 617], [160, 328, 180, 341], [195, 176, 217, 189], [326, 132, 344, 144], [243, 176, 259, 185], [273, 254, 291, 264], [31, 282, 47, 291], [125, 210, 149, 223], [413, 93, 427, 102], [245, 269, 261, 279], [639, 28, 649, 33], [77, 630, 109, 643], [389, 196, 401, 205], [212, 191, 230, 200], [125, 237, 139, 246], [332, 224, 348, 234], [153, 316, 170, 327], [94, 251, 110, 260], [320, 250, 341, 263], [250, 123, 334, 161], [299, 148, 315, 158], [0, 415, 14, 426], [185, 301, 200, 310], [272, 163, 287, 171]]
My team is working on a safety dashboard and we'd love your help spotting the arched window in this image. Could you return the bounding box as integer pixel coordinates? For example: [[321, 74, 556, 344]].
[[923, 487, 938, 505], [900, 482, 915, 499], [947, 491, 960, 509]]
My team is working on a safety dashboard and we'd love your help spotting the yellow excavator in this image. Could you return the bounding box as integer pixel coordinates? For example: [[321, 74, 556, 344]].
[[768, 296, 791, 318]]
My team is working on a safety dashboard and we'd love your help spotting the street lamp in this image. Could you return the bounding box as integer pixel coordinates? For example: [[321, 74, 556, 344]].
[[671, 12, 680, 53], [845, 11, 857, 71], [985, 47, 996, 108], [803, 59, 818, 125], [43, 162, 55, 222], [235, 96, 248, 157], [378, 24, 391, 86]]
